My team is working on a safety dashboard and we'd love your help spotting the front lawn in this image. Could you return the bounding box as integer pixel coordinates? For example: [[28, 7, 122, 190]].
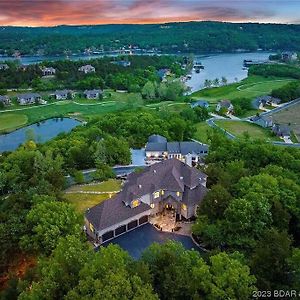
[[215, 120, 279, 141]]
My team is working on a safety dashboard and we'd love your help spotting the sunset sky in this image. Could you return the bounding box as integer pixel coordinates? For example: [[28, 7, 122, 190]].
[[0, 0, 299, 27]]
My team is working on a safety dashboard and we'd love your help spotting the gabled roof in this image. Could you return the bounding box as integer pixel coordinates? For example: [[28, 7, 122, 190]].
[[84, 89, 103, 95], [0, 95, 9, 101], [86, 159, 207, 232], [148, 134, 167, 143], [54, 89, 72, 96], [219, 100, 232, 108], [191, 100, 209, 108], [17, 93, 41, 99]]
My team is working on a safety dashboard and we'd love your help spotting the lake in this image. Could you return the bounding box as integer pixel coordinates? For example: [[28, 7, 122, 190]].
[[0, 118, 81, 152], [186, 52, 272, 92], [0, 52, 272, 93], [102, 223, 201, 259]]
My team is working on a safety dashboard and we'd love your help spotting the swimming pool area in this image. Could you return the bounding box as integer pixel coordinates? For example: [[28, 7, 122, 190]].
[[102, 223, 201, 259]]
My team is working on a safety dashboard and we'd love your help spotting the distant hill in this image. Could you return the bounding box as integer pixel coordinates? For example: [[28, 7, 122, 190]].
[[1, 21, 300, 55]]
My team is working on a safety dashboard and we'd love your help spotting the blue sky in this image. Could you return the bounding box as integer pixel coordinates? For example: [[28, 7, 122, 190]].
[[0, 0, 299, 26]]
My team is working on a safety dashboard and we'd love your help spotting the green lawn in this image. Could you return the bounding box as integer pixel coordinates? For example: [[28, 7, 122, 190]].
[[215, 120, 279, 141], [191, 76, 295, 104], [0, 113, 28, 131], [193, 122, 213, 144], [66, 179, 121, 193], [64, 193, 111, 213]]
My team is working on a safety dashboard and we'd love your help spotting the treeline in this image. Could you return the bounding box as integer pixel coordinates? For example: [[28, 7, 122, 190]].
[[0, 55, 184, 91], [193, 132, 300, 290], [249, 64, 300, 79], [272, 81, 300, 102], [2, 22, 300, 55]]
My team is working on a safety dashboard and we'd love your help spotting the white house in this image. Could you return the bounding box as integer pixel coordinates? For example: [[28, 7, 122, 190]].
[[78, 65, 96, 74]]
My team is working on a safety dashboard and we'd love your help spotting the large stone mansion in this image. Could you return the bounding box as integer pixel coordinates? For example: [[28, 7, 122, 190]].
[[85, 158, 207, 244]]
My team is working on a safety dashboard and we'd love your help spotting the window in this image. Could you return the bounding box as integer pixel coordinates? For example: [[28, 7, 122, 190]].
[[132, 200, 140, 208], [153, 191, 160, 199], [89, 222, 94, 233], [182, 204, 187, 211], [150, 203, 155, 209], [176, 191, 181, 197], [161, 190, 165, 196]]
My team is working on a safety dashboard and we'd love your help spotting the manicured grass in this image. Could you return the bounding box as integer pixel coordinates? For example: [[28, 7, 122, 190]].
[[215, 120, 279, 141], [66, 179, 122, 193], [193, 122, 213, 144], [191, 76, 295, 104], [0, 113, 28, 131], [64, 193, 111, 213]]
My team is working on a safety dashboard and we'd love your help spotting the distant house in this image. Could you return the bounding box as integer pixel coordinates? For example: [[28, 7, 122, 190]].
[[272, 124, 291, 138], [145, 134, 208, 167], [112, 60, 131, 67], [53, 90, 75, 100], [0, 64, 9, 71], [250, 115, 273, 128], [253, 95, 281, 109], [0, 95, 11, 106], [17, 93, 42, 105], [18, 64, 28, 71], [84, 89, 103, 99], [41, 67, 56, 76], [282, 52, 298, 62], [190, 100, 209, 109], [157, 68, 171, 81], [78, 65, 95, 74], [216, 100, 234, 114]]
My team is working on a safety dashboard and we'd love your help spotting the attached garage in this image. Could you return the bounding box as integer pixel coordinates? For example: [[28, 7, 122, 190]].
[[102, 230, 114, 242], [128, 220, 138, 230], [115, 225, 127, 236], [139, 215, 148, 225]]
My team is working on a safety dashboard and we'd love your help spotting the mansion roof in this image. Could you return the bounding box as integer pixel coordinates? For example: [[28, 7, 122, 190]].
[[86, 159, 207, 232]]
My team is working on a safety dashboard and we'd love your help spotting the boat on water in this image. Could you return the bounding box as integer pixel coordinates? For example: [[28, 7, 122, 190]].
[[193, 61, 204, 72]]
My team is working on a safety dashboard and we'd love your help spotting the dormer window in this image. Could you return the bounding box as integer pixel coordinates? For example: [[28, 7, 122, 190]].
[[182, 204, 187, 211], [89, 222, 94, 233], [161, 190, 165, 196], [153, 191, 160, 199], [131, 200, 140, 208]]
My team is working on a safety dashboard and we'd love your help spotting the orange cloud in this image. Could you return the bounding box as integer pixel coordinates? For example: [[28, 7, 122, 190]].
[[0, 0, 288, 26]]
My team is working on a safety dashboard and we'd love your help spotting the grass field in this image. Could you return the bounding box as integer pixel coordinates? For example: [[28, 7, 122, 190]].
[[64, 179, 121, 213], [215, 120, 279, 141], [0, 114, 28, 131], [191, 76, 295, 104], [64, 193, 111, 213], [66, 179, 121, 193], [193, 122, 213, 144], [271, 102, 300, 142]]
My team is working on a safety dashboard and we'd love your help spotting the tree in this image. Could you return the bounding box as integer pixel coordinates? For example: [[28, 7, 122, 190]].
[[223, 193, 272, 250], [204, 79, 212, 88], [250, 228, 292, 290], [209, 252, 256, 300], [20, 201, 82, 255], [66, 244, 158, 300], [221, 76, 228, 86], [142, 81, 156, 100], [213, 78, 220, 87], [92, 163, 115, 181], [19, 236, 92, 300], [200, 184, 232, 220]]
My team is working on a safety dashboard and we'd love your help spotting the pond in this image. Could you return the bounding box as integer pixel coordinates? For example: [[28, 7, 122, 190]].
[[0, 117, 81, 152], [102, 223, 202, 259], [187, 52, 272, 92]]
